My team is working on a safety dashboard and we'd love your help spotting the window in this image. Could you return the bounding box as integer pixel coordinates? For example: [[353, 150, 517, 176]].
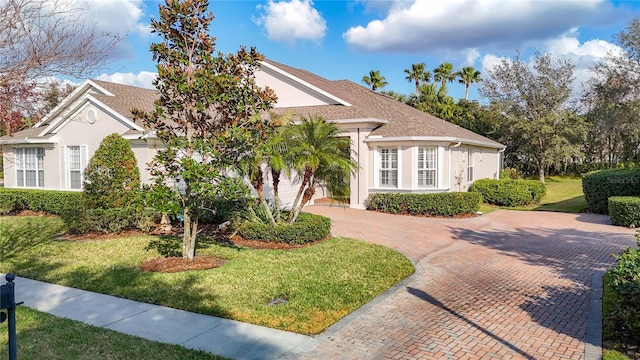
[[16, 148, 44, 188], [467, 148, 474, 182], [417, 147, 437, 187], [68, 146, 82, 189], [379, 148, 398, 187]]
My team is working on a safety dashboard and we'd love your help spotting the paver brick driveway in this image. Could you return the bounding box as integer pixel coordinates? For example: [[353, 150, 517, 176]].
[[300, 207, 636, 360]]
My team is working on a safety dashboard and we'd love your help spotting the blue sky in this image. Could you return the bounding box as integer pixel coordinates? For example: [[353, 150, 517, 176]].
[[83, 0, 640, 101]]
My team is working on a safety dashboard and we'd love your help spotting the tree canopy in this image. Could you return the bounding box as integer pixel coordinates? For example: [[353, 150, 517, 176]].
[[480, 52, 585, 182], [133, 0, 277, 260]]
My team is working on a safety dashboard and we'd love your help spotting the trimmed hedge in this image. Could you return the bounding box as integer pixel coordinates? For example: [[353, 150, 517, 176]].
[[0, 188, 157, 234], [61, 206, 158, 234], [583, 169, 640, 214], [0, 188, 84, 215], [237, 213, 331, 244], [609, 196, 640, 227], [469, 178, 546, 207], [608, 232, 640, 342], [366, 192, 481, 216]]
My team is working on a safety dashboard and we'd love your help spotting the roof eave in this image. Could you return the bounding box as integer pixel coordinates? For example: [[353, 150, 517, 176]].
[[365, 136, 505, 149]]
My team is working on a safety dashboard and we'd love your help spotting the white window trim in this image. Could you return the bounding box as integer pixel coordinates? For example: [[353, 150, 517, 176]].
[[374, 146, 401, 189], [15, 147, 45, 188], [416, 146, 438, 188], [60, 145, 88, 191]]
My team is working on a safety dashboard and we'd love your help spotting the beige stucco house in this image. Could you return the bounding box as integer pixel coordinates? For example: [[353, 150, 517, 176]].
[[1, 59, 505, 209]]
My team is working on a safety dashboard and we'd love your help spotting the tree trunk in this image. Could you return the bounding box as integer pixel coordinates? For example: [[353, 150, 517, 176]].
[[287, 168, 312, 223], [465, 84, 470, 100], [271, 168, 281, 222], [182, 207, 198, 260], [251, 167, 275, 224], [291, 184, 315, 223], [538, 164, 545, 183]]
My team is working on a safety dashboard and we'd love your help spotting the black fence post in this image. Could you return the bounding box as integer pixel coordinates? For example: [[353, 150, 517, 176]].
[[1, 274, 20, 360]]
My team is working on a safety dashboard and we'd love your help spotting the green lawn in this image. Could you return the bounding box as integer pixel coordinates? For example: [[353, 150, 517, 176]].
[[0, 216, 414, 335], [479, 176, 587, 214], [0, 307, 227, 360]]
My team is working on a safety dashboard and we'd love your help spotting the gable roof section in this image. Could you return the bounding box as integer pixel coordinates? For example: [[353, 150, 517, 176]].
[[1, 60, 504, 149], [263, 60, 504, 148]]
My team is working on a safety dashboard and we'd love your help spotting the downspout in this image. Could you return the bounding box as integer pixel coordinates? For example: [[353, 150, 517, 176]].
[[357, 128, 360, 207], [497, 147, 506, 179], [448, 141, 461, 189]]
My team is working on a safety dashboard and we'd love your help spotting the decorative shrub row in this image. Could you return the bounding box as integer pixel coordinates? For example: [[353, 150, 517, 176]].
[[60, 206, 158, 234], [607, 233, 640, 343], [469, 178, 546, 207], [583, 169, 640, 214], [237, 213, 331, 244], [366, 192, 481, 216], [609, 196, 640, 227], [0, 188, 84, 215]]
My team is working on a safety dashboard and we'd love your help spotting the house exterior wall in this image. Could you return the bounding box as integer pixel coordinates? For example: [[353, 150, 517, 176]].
[[364, 141, 502, 206], [449, 146, 501, 191], [254, 71, 334, 108]]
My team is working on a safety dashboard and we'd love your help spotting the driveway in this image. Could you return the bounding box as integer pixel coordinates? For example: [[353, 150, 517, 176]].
[[299, 206, 636, 360]]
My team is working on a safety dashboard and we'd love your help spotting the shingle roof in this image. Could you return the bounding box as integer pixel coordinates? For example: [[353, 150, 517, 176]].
[[263, 59, 503, 147], [1, 61, 504, 148], [91, 80, 158, 125]]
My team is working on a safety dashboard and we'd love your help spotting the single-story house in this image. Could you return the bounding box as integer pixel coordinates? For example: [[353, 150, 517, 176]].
[[0, 59, 505, 209]]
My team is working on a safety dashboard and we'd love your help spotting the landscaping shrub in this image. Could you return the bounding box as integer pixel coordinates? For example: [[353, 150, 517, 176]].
[[83, 133, 141, 209], [237, 213, 331, 244], [469, 178, 546, 207], [609, 196, 640, 227], [583, 169, 640, 214], [61, 205, 157, 234], [366, 192, 481, 216], [607, 232, 640, 343], [0, 192, 17, 214], [0, 188, 84, 215]]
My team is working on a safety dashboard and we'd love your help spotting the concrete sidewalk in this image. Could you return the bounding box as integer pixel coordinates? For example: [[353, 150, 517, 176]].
[[9, 276, 318, 360]]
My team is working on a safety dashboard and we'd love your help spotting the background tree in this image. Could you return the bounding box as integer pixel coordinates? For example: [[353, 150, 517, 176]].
[[133, 0, 277, 260], [480, 52, 585, 182], [83, 133, 141, 209], [0, 0, 119, 136], [456, 66, 482, 100], [41, 81, 76, 113], [433, 62, 456, 89], [362, 70, 388, 91], [404, 62, 431, 96], [585, 18, 640, 166]]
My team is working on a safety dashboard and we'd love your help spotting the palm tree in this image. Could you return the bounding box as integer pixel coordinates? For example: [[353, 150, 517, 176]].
[[380, 90, 408, 103], [362, 70, 388, 91], [456, 66, 482, 100], [245, 112, 293, 224], [433, 62, 456, 88], [282, 115, 358, 223], [404, 62, 431, 96]]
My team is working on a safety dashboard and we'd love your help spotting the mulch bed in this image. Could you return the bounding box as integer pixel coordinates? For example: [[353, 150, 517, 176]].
[[139, 254, 226, 273], [28, 213, 329, 272]]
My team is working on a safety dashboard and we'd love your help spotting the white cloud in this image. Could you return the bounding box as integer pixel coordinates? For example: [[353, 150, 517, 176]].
[[97, 71, 156, 89], [343, 0, 613, 53], [464, 49, 481, 66], [254, 0, 327, 44]]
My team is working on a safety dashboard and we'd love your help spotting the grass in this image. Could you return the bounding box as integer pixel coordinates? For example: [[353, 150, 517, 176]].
[[0, 307, 228, 360], [479, 176, 587, 214], [0, 216, 414, 335]]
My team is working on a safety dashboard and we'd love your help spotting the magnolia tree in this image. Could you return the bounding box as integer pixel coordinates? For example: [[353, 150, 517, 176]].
[[133, 0, 277, 260]]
